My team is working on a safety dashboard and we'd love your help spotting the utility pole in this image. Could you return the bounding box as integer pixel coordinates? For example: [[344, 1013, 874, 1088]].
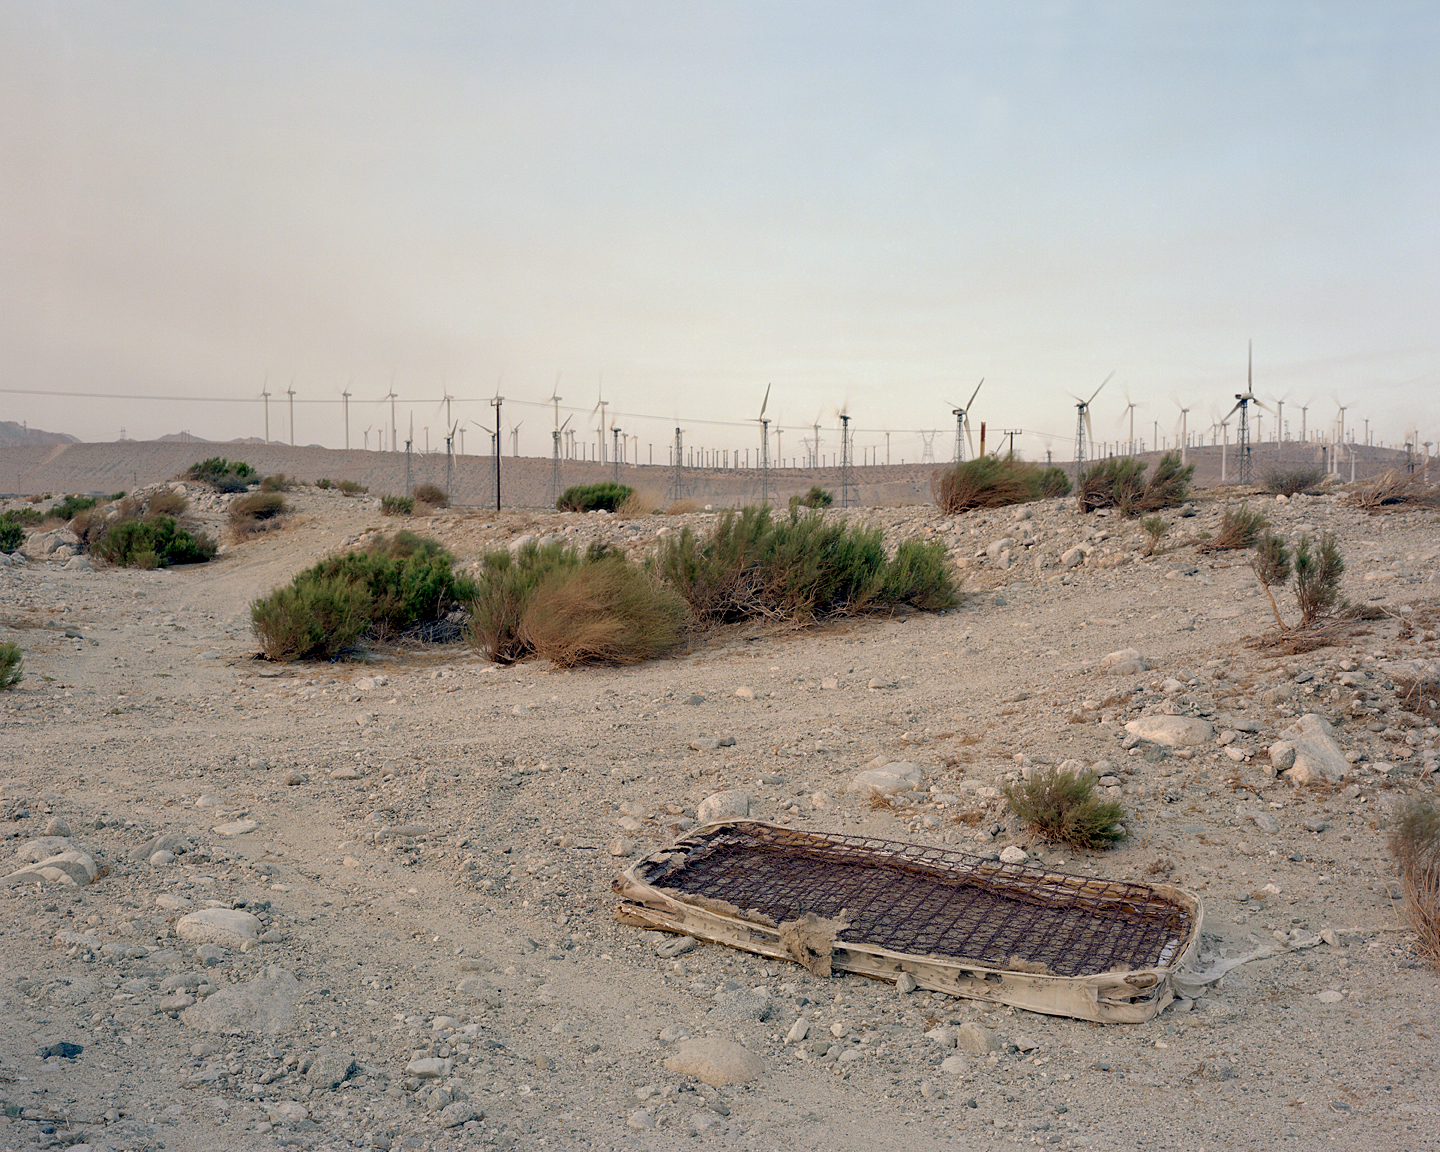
[[286, 383, 296, 446], [342, 387, 351, 450], [261, 380, 271, 444], [1003, 429, 1022, 459]]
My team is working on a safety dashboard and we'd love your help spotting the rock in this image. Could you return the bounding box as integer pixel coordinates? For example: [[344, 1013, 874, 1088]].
[[656, 936, 697, 959], [180, 966, 298, 1035], [709, 986, 771, 1022], [896, 972, 918, 994], [43, 817, 71, 837], [211, 819, 258, 837], [128, 832, 192, 862], [283, 770, 306, 786], [697, 790, 752, 823], [305, 1047, 356, 1088], [925, 1026, 959, 1048], [999, 846, 1029, 865], [329, 766, 361, 780], [659, 1024, 692, 1042], [847, 761, 923, 796], [1269, 741, 1297, 771], [439, 1101, 475, 1128], [940, 1054, 969, 1075], [1247, 812, 1280, 833], [149, 850, 176, 866], [1124, 715, 1215, 748], [1279, 714, 1350, 784], [954, 1023, 1001, 1055], [176, 908, 262, 948], [734, 686, 755, 699], [1061, 547, 1085, 569], [609, 837, 636, 857], [4, 843, 99, 887], [786, 1019, 810, 1043], [407, 1056, 453, 1079], [1315, 990, 1344, 1004], [1100, 647, 1143, 669], [36, 1040, 83, 1059], [1304, 818, 1328, 833], [664, 1037, 766, 1087], [627, 1110, 657, 1130]]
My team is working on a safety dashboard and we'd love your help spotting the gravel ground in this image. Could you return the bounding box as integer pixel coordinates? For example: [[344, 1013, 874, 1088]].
[[2, 479, 1438, 1152]]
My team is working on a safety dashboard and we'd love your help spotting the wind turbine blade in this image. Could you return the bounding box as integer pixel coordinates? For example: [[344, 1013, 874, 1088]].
[[1248, 339, 1253, 393], [965, 378, 983, 410], [1087, 371, 1115, 406], [759, 383, 771, 419], [966, 423, 976, 457], [1084, 409, 1094, 444], [1224, 400, 1243, 419], [559, 415, 572, 432]]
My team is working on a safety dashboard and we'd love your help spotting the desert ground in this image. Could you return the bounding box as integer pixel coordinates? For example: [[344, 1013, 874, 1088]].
[[1, 453, 1438, 1152]]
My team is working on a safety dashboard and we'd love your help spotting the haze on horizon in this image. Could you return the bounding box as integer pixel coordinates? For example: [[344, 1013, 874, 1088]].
[[3, 2, 1437, 464]]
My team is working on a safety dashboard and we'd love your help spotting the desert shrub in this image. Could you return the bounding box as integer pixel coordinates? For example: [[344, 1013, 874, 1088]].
[[380, 494, 414, 516], [259, 473, 294, 493], [656, 506, 956, 623], [665, 499, 701, 515], [0, 518, 23, 554], [1261, 465, 1324, 497], [2, 506, 45, 527], [146, 489, 189, 517], [1250, 530, 1293, 629], [1140, 515, 1169, 556], [1039, 466, 1073, 498], [413, 483, 448, 508], [251, 576, 374, 662], [1294, 531, 1345, 627], [26, 492, 48, 504], [70, 506, 111, 547], [0, 641, 21, 688], [316, 477, 333, 489], [231, 492, 287, 520], [1389, 798, 1440, 971], [466, 541, 587, 664], [791, 485, 834, 510], [251, 532, 472, 661], [185, 457, 255, 493], [1348, 469, 1440, 512], [519, 554, 687, 667], [557, 482, 633, 513], [91, 515, 217, 567], [1200, 503, 1266, 552], [932, 456, 1046, 513], [1079, 451, 1193, 515], [337, 480, 367, 496], [1001, 766, 1127, 850], [51, 494, 100, 521]]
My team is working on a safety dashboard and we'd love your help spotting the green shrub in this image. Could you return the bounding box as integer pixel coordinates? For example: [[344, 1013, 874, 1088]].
[[51, 494, 100, 521], [932, 456, 1048, 513], [231, 492, 287, 520], [259, 473, 294, 493], [316, 477, 333, 490], [519, 554, 687, 667], [251, 576, 374, 662], [1261, 465, 1324, 497], [185, 457, 255, 492], [557, 482, 633, 513], [0, 641, 22, 689], [92, 515, 217, 567], [656, 506, 957, 624], [1140, 515, 1168, 556], [1389, 797, 1440, 971], [1079, 451, 1193, 515], [146, 489, 189, 517], [337, 480, 368, 497], [466, 541, 587, 664], [250, 532, 473, 661], [1001, 766, 1127, 850], [2, 507, 45, 527], [790, 485, 834, 510], [1200, 502, 1267, 552], [1251, 530, 1292, 629], [1294, 531, 1344, 627], [1039, 466, 1073, 498], [380, 494, 414, 516], [413, 483, 448, 508], [0, 518, 23, 554]]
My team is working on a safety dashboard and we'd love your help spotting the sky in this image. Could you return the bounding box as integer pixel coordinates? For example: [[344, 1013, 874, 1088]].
[[3, 1, 1438, 464]]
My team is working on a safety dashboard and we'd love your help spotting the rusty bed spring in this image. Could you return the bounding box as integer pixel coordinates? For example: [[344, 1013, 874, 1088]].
[[633, 822, 1192, 977]]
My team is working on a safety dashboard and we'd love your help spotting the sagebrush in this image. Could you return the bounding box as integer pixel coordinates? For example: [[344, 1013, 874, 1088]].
[[557, 483, 633, 513], [1001, 766, 1127, 850], [518, 554, 687, 667], [0, 641, 22, 689], [1261, 465, 1324, 497], [380, 494, 414, 516], [1200, 503, 1266, 552], [1294, 531, 1345, 626], [932, 457, 1050, 513], [0, 518, 23, 554], [413, 483, 448, 508], [1389, 798, 1440, 971], [1079, 451, 1193, 515], [92, 514, 216, 568], [185, 457, 255, 493]]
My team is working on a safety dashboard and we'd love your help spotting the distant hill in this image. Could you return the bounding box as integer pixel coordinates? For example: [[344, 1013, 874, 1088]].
[[0, 420, 79, 446]]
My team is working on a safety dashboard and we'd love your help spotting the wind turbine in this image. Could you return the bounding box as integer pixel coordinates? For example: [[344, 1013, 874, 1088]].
[[286, 381, 297, 447], [837, 403, 854, 508], [362, 425, 373, 451], [754, 384, 772, 504], [1220, 340, 1268, 485], [550, 415, 571, 505], [341, 384, 352, 450], [382, 381, 398, 452], [510, 421, 523, 457], [1120, 389, 1140, 456], [260, 375, 272, 444], [444, 419, 458, 496], [1071, 372, 1114, 476], [1174, 402, 1191, 466], [948, 379, 983, 462]]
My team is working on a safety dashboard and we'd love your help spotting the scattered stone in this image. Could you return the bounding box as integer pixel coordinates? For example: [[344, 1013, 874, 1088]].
[[305, 1047, 356, 1088], [329, 766, 361, 780], [1124, 715, 1215, 747], [407, 1056, 453, 1079], [627, 1110, 657, 1130], [940, 1054, 968, 1075], [1100, 647, 1146, 674], [734, 686, 755, 699], [211, 819, 258, 837], [954, 1023, 1001, 1055], [999, 846, 1029, 865], [439, 1101, 475, 1128], [664, 1038, 766, 1087], [610, 837, 636, 857], [847, 761, 923, 796], [176, 908, 263, 948], [1304, 818, 1328, 833], [180, 966, 298, 1035], [1279, 714, 1350, 784], [1247, 812, 1280, 833], [656, 935, 697, 959], [709, 986, 772, 1022], [697, 790, 752, 823], [128, 832, 192, 862], [4, 840, 99, 887], [896, 972, 918, 994]]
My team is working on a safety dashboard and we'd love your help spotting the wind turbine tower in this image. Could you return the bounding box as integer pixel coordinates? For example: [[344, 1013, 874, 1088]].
[[839, 411, 854, 509], [1072, 372, 1113, 478], [950, 380, 983, 462]]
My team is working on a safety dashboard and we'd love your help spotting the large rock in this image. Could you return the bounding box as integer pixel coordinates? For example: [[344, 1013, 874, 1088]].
[[664, 1037, 766, 1086], [1124, 715, 1214, 748], [955, 1023, 1002, 1055], [696, 791, 752, 823], [1100, 648, 1146, 674], [176, 908, 263, 948], [4, 839, 99, 888], [847, 761, 923, 796], [1279, 714, 1349, 784], [181, 966, 298, 1035]]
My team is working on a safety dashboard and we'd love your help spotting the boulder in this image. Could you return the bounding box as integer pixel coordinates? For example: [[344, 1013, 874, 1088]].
[[664, 1037, 766, 1086], [1124, 715, 1214, 748], [696, 791, 752, 823], [1279, 714, 1349, 784], [847, 761, 923, 796]]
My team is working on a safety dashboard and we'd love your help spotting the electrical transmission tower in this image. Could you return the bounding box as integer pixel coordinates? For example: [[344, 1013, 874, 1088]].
[[670, 427, 684, 502], [919, 430, 938, 465]]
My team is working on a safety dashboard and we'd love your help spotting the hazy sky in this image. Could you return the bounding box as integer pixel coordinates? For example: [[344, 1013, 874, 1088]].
[[4, 1, 1437, 462]]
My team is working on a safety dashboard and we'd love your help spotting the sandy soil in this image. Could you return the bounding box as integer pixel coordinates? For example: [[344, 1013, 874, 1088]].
[[1, 474, 1438, 1152]]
